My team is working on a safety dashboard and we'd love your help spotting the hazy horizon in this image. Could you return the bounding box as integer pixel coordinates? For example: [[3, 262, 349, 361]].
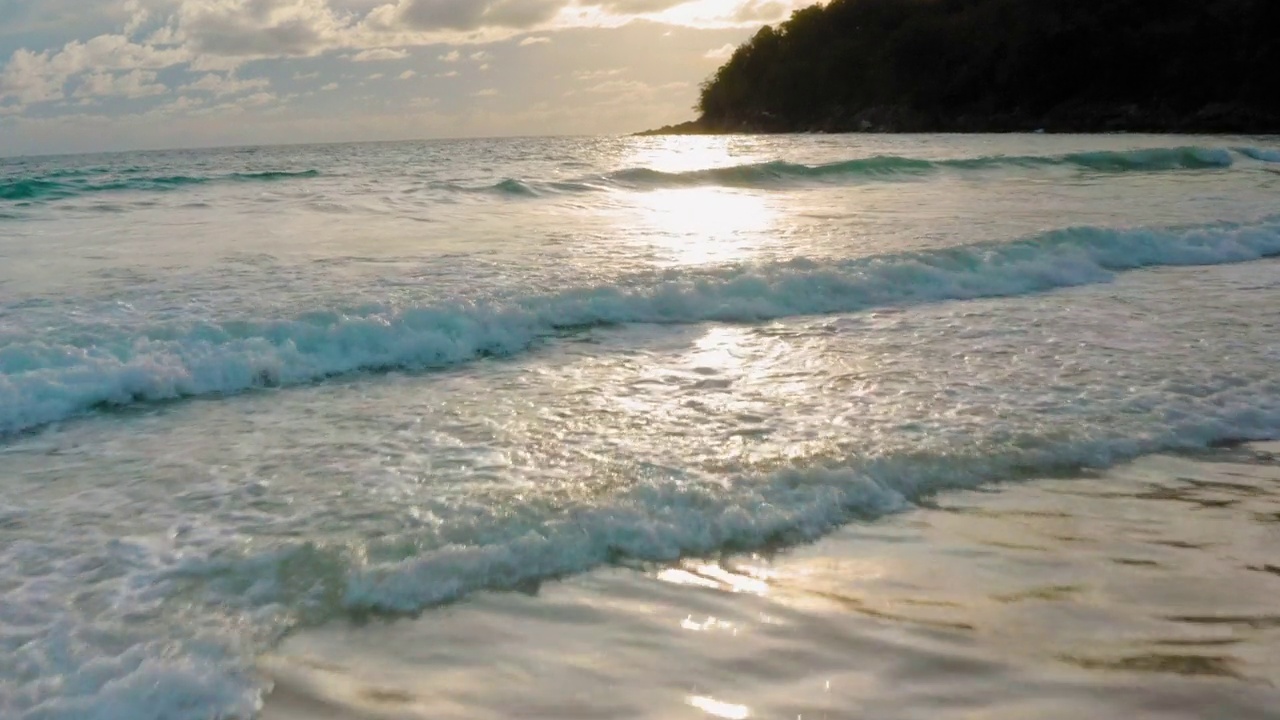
[[0, 0, 816, 156]]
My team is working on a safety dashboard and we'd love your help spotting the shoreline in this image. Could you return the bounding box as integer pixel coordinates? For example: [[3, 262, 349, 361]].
[[638, 106, 1280, 137], [260, 442, 1280, 720]]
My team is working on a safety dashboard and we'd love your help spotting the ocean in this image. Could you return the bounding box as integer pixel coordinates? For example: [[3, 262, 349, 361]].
[[2, 134, 1279, 719]]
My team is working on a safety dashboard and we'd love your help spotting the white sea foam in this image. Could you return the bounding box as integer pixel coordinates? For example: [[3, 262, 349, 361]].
[[198, 389, 1275, 618], [3, 217, 1280, 436]]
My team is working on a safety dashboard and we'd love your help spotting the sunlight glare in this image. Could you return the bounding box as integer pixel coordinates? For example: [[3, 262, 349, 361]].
[[626, 187, 774, 265], [655, 0, 805, 27], [689, 695, 751, 719]]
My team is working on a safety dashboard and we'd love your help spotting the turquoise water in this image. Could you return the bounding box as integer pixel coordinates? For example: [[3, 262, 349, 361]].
[[2, 134, 1279, 718]]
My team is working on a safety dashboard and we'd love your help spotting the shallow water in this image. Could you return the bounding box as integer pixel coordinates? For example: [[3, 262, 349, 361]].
[[2, 134, 1279, 718], [261, 445, 1280, 720]]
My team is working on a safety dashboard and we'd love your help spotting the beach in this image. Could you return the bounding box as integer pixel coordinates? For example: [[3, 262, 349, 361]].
[[3, 134, 1280, 719], [261, 443, 1280, 719]]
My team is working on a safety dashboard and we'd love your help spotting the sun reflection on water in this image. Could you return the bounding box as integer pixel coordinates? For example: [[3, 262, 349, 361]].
[[623, 187, 776, 266], [613, 136, 776, 267], [625, 136, 759, 174], [689, 695, 751, 719]]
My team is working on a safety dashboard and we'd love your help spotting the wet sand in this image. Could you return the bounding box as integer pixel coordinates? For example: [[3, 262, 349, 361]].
[[260, 443, 1280, 719]]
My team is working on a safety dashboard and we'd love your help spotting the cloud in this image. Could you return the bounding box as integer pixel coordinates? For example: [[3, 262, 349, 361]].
[[370, 0, 566, 32], [320, 81, 338, 90], [704, 42, 735, 60], [587, 0, 689, 12], [181, 72, 271, 96], [175, 0, 348, 58], [573, 68, 624, 80], [351, 47, 409, 61], [122, 0, 151, 36], [0, 34, 188, 105], [733, 0, 790, 23], [367, 72, 384, 80], [73, 69, 168, 99], [584, 78, 648, 94], [152, 94, 206, 115], [0, 6, 762, 153]]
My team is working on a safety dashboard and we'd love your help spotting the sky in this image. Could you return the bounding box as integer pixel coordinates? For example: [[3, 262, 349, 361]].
[[0, 0, 812, 155]]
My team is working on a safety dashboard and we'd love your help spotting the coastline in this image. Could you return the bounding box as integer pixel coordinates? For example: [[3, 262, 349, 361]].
[[260, 442, 1280, 720], [637, 104, 1280, 136]]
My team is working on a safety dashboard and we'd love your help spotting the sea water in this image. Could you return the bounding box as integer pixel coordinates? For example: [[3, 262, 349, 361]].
[[1, 134, 1279, 718]]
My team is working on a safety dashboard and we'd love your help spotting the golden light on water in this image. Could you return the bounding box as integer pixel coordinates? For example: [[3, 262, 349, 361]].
[[616, 136, 776, 266], [614, 184, 776, 267], [627, 136, 748, 173], [689, 695, 751, 719], [656, 562, 772, 596]]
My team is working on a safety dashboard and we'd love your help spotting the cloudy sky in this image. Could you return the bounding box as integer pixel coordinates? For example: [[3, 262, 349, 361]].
[[0, 0, 810, 155]]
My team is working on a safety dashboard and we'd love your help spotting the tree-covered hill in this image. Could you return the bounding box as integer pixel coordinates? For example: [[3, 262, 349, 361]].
[[645, 0, 1280, 134]]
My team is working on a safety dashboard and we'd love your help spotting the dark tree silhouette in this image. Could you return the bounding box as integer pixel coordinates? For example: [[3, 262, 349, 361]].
[[647, 0, 1280, 134]]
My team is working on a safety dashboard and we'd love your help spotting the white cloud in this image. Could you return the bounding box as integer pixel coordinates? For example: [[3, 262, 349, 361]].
[[367, 72, 384, 80], [153, 94, 206, 115], [122, 0, 151, 36], [181, 73, 271, 97], [573, 68, 624, 80], [363, 0, 566, 33], [0, 34, 188, 106], [175, 0, 348, 58], [320, 82, 338, 90], [239, 91, 277, 107], [704, 42, 735, 60], [0, 7, 760, 152], [351, 47, 409, 62], [73, 69, 168, 99], [585, 78, 648, 94]]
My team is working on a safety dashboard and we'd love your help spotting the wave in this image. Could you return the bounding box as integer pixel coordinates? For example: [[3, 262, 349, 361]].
[[450, 146, 1253, 195], [2, 216, 1279, 436], [607, 146, 1238, 188], [1235, 146, 1280, 163], [171, 391, 1280, 622], [0, 169, 320, 202]]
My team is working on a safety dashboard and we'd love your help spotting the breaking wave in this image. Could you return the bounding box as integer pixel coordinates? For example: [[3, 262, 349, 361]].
[[2, 215, 1279, 436], [181, 394, 1280, 621]]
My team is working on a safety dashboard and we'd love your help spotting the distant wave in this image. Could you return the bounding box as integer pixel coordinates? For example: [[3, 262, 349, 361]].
[[455, 146, 1263, 196], [1235, 146, 1280, 163], [3, 215, 1279, 436], [0, 169, 319, 202], [606, 146, 1239, 186]]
